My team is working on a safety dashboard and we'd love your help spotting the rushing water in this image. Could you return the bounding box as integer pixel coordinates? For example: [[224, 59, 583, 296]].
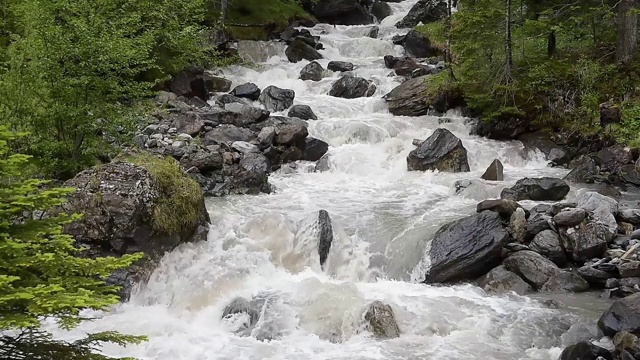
[[50, 1, 615, 359]]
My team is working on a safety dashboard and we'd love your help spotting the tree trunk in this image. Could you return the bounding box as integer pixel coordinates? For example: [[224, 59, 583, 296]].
[[505, 0, 513, 80], [445, 0, 455, 80], [616, 0, 638, 64], [220, 0, 228, 25]]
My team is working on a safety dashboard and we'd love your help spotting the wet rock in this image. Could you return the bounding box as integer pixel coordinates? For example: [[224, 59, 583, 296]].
[[477, 265, 532, 295], [280, 146, 304, 163], [476, 199, 521, 218], [481, 159, 504, 181], [203, 73, 232, 93], [598, 293, 640, 337], [530, 230, 567, 267], [619, 209, 640, 226], [553, 208, 587, 227], [329, 75, 376, 98], [633, 229, 640, 240], [366, 26, 379, 38], [200, 110, 257, 128], [524, 214, 552, 242], [384, 75, 464, 116], [203, 125, 257, 145], [222, 297, 261, 331], [229, 153, 272, 195], [407, 128, 469, 172], [315, 154, 331, 172], [578, 265, 615, 287], [595, 145, 633, 173], [257, 127, 276, 146], [179, 146, 223, 172], [619, 261, 640, 278], [215, 94, 253, 107], [303, 137, 329, 162], [259, 86, 295, 112], [395, 0, 447, 28], [424, 212, 510, 283], [286, 38, 323, 63], [232, 141, 259, 154], [564, 156, 600, 184], [475, 115, 530, 141], [559, 342, 614, 360], [371, 1, 392, 21], [383, 55, 432, 77], [275, 123, 308, 146], [230, 82, 261, 101], [509, 208, 527, 243], [303, 0, 374, 25], [577, 191, 619, 214], [503, 251, 589, 292], [300, 61, 324, 81], [224, 103, 270, 122], [364, 301, 400, 339], [317, 210, 334, 268], [169, 69, 213, 101], [500, 177, 570, 201], [173, 112, 204, 137], [561, 221, 610, 263], [288, 105, 318, 120], [327, 61, 354, 72], [614, 332, 640, 358], [403, 30, 439, 58]]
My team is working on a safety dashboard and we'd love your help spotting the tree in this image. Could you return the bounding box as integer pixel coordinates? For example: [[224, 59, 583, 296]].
[[504, 0, 514, 81], [616, 0, 638, 64], [0, 126, 144, 359]]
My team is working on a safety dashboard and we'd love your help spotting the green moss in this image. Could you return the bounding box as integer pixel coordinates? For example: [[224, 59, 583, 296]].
[[422, 72, 464, 112], [224, 0, 313, 40], [416, 22, 446, 52], [128, 153, 203, 235]]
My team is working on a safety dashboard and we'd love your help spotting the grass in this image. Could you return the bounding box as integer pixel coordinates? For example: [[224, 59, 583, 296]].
[[127, 153, 203, 235], [223, 0, 313, 40]]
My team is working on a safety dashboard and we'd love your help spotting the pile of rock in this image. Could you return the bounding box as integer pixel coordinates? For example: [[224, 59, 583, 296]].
[[283, 28, 324, 63]]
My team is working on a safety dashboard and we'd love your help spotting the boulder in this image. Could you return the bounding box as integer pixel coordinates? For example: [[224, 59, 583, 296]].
[[257, 127, 276, 146], [329, 75, 376, 98], [407, 128, 470, 172], [524, 214, 552, 242], [203, 125, 257, 145], [577, 191, 618, 214], [403, 30, 439, 58], [203, 73, 232, 93], [553, 208, 587, 227], [371, 1, 392, 21], [224, 103, 270, 122], [614, 332, 640, 358], [275, 123, 308, 146], [509, 208, 527, 243], [222, 297, 261, 334], [230, 83, 261, 101], [169, 69, 215, 101], [395, 0, 447, 28], [595, 145, 633, 173], [561, 221, 610, 263], [364, 301, 400, 339], [424, 212, 510, 283], [559, 342, 614, 360], [317, 210, 334, 268], [60, 160, 209, 299], [200, 110, 256, 128], [481, 159, 504, 181], [259, 86, 295, 112], [619, 261, 640, 278], [476, 199, 521, 218], [577, 265, 615, 287], [288, 105, 318, 120], [477, 265, 532, 295], [500, 177, 570, 201], [303, 0, 375, 25], [619, 209, 640, 226], [475, 115, 530, 141], [303, 137, 329, 162], [286, 39, 323, 63], [327, 61, 354, 72], [366, 26, 379, 38], [229, 153, 272, 195], [179, 146, 224, 172], [173, 112, 204, 137], [598, 293, 640, 337], [215, 94, 252, 107], [384, 75, 464, 116], [503, 251, 589, 292], [564, 156, 599, 184], [529, 230, 567, 266], [383, 55, 433, 77], [300, 61, 324, 81]]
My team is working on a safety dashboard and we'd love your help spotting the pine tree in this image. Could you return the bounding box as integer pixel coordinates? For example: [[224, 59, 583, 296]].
[[0, 126, 144, 359]]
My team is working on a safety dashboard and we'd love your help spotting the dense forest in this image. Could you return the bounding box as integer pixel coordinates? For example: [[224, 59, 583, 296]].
[[1, 0, 640, 358]]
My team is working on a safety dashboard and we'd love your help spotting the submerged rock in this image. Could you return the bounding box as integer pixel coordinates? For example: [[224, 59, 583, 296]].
[[477, 265, 532, 295], [407, 128, 470, 172], [481, 159, 504, 181], [303, 137, 329, 162], [286, 39, 323, 63], [598, 293, 640, 337], [424, 212, 510, 283], [300, 61, 324, 81], [364, 301, 401, 339], [288, 105, 318, 120], [501, 177, 570, 201], [329, 75, 376, 98], [317, 210, 334, 268]]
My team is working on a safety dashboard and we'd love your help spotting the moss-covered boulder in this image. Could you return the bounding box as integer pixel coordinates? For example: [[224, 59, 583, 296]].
[[384, 75, 464, 116], [59, 154, 210, 299]]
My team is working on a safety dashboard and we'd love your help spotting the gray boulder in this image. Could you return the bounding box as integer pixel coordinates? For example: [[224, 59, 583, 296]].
[[179, 146, 224, 172], [327, 61, 354, 72], [560, 221, 610, 263], [395, 0, 447, 28], [500, 177, 570, 201], [553, 208, 587, 227], [407, 128, 470, 172], [476, 199, 521, 218], [403, 30, 439, 58], [384, 75, 463, 116], [173, 112, 205, 137], [509, 208, 527, 244], [529, 230, 567, 267], [503, 251, 589, 292], [577, 265, 615, 287], [564, 156, 599, 184], [598, 293, 640, 337], [203, 125, 257, 145], [477, 265, 532, 295], [481, 159, 504, 181], [619, 209, 640, 226], [230, 82, 261, 101], [577, 191, 618, 214], [424, 212, 510, 283], [371, 1, 392, 21], [229, 153, 272, 195], [259, 86, 295, 112], [364, 301, 400, 339], [559, 342, 614, 360], [288, 105, 318, 120], [303, 138, 329, 162], [224, 103, 270, 122], [201, 110, 256, 127], [286, 38, 323, 63], [329, 75, 376, 98], [215, 94, 252, 107], [317, 210, 334, 268], [275, 123, 308, 146], [300, 61, 324, 81]]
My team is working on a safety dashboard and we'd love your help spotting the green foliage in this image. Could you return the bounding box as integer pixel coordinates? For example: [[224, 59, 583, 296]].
[[127, 153, 203, 235], [0, 127, 144, 359], [416, 22, 446, 50]]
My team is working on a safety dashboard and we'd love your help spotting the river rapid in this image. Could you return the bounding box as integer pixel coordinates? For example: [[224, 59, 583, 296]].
[[49, 1, 615, 359]]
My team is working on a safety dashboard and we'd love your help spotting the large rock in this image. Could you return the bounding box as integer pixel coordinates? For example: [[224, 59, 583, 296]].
[[564, 156, 599, 184], [303, 137, 329, 162], [383, 55, 432, 77], [288, 105, 318, 120], [286, 39, 323, 63], [403, 30, 439, 58], [529, 230, 567, 266], [303, 0, 375, 25], [477, 265, 532, 295], [509, 208, 527, 243], [424, 212, 510, 283], [577, 265, 615, 287], [275, 123, 308, 146], [384, 75, 464, 116], [224, 103, 270, 122], [329, 75, 376, 98], [222, 297, 261, 335], [619, 209, 640, 226], [500, 177, 570, 201], [203, 125, 257, 145], [259, 86, 295, 112], [364, 301, 400, 339], [553, 208, 587, 227], [577, 191, 618, 214], [407, 128, 470, 172], [476, 199, 521, 218], [475, 115, 530, 141], [229, 153, 272, 195], [598, 293, 640, 337], [481, 159, 504, 181], [327, 61, 354, 72], [371, 1, 392, 20], [559, 342, 614, 360], [595, 145, 633, 173], [60, 160, 209, 299], [395, 0, 447, 28], [173, 112, 205, 137], [503, 251, 589, 292], [300, 61, 324, 81], [169, 69, 229, 100], [230, 83, 261, 101], [317, 210, 334, 268], [560, 221, 610, 263], [179, 145, 223, 173], [200, 110, 256, 127]]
